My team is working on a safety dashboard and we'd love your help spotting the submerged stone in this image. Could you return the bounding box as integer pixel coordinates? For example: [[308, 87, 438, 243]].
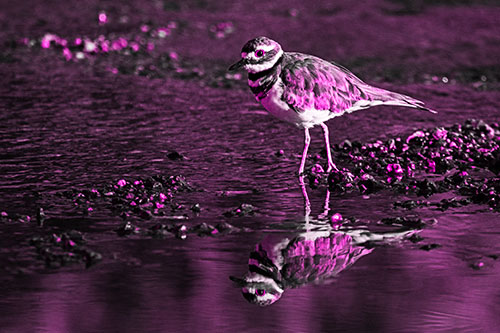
[[408, 233, 424, 243], [115, 221, 140, 236], [214, 222, 242, 234], [30, 231, 101, 268], [36, 208, 46, 226], [275, 149, 285, 157], [419, 243, 442, 251], [380, 217, 430, 229], [167, 151, 184, 160], [394, 200, 430, 210], [469, 260, 485, 270], [223, 203, 257, 217], [148, 223, 174, 239], [60, 174, 196, 220], [191, 203, 201, 213], [190, 222, 216, 236]]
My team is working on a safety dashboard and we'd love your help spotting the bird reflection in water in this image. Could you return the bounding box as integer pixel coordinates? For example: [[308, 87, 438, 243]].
[[231, 182, 418, 306]]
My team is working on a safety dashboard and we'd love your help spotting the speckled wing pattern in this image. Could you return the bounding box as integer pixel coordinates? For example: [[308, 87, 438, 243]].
[[280, 52, 429, 115], [279, 233, 372, 288]]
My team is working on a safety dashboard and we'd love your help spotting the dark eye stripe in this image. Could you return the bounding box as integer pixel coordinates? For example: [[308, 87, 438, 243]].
[[247, 49, 277, 64], [264, 48, 277, 58]]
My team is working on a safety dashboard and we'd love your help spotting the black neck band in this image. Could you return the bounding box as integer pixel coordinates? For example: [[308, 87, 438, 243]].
[[248, 54, 284, 81]]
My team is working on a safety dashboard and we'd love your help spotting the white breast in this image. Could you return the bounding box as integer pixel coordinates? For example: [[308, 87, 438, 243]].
[[259, 78, 303, 127], [259, 78, 334, 128]]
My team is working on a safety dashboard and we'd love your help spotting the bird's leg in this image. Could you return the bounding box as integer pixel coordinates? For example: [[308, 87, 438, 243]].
[[298, 128, 313, 218], [298, 127, 311, 176], [299, 175, 311, 217], [320, 123, 339, 173], [304, 203, 311, 230], [318, 189, 331, 220]]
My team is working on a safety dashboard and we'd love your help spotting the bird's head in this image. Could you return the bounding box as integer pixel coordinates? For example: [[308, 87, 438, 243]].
[[230, 272, 284, 306], [228, 36, 283, 74]]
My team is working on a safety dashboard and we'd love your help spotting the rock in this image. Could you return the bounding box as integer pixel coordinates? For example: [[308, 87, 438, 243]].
[[420, 243, 442, 251], [191, 203, 201, 213], [29, 231, 101, 269], [223, 203, 256, 217], [381, 217, 428, 229], [167, 151, 184, 160], [36, 208, 46, 226], [115, 222, 140, 236]]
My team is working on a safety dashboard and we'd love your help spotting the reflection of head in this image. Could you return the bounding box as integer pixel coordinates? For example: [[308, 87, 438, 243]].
[[231, 221, 420, 306], [231, 232, 373, 306], [230, 273, 283, 306], [230, 242, 285, 306]]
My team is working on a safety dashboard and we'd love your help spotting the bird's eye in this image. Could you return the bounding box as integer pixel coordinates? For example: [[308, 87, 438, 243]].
[[255, 50, 265, 58], [255, 289, 266, 296]]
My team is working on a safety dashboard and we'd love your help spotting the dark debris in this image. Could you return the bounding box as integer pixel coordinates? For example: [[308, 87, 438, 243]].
[[311, 119, 500, 212], [420, 243, 442, 251], [148, 221, 246, 239], [30, 231, 102, 268], [380, 217, 434, 229], [223, 203, 257, 217], [59, 174, 196, 220]]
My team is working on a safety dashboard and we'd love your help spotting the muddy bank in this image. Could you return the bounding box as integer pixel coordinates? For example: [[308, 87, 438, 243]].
[[0, 118, 497, 274]]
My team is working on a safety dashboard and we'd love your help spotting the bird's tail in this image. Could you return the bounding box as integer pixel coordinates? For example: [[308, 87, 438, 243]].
[[362, 86, 437, 114]]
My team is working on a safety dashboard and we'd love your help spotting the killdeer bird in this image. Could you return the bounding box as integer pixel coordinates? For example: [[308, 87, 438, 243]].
[[230, 227, 418, 306], [229, 36, 436, 176]]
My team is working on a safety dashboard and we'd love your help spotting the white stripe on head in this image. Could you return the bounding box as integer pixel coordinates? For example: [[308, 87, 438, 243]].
[[244, 273, 284, 293], [245, 48, 283, 73], [258, 44, 277, 52], [246, 43, 280, 61]]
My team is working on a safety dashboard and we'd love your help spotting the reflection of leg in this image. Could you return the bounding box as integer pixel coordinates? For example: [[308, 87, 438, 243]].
[[298, 128, 311, 176], [304, 201, 311, 228], [320, 123, 339, 172], [318, 189, 331, 220], [299, 175, 311, 217]]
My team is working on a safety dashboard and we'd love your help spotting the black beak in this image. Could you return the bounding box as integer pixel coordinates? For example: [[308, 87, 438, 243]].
[[229, 275, 248, 287], [228, 59, 246, 72]]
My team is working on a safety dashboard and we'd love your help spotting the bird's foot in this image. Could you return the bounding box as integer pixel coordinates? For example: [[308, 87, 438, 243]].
[[298, 174, 306, 186], [298, 175, 311, 213], [298, 171, 306, 181], [326, 163, 339, 173]]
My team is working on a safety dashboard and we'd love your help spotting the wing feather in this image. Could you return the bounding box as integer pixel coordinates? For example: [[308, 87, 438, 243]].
[[280, 53, 436, 114], [280, 54, 365, 114]]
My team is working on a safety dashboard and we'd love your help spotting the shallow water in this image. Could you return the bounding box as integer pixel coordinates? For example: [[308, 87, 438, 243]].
[[1, 0, 500, 332]]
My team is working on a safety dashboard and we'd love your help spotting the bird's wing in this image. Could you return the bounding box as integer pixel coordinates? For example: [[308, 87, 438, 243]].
[[280, 53, 436, 114], [280, 54, 368, 114]]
